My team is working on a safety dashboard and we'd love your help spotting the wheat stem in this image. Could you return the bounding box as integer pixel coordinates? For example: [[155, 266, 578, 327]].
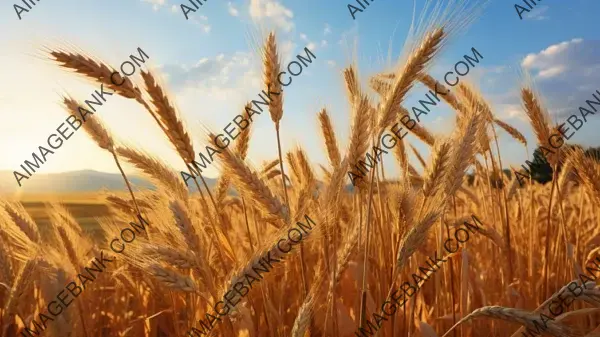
[[111, 151, 141, 216]]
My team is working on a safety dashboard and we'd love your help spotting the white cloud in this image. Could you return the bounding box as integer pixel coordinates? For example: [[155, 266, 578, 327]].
[[162, 51, 254, 92], [169, 3, 210, 23], [488, 39, 600, 123], [538, 65, 566, 79], [297, 33, 317, 51], [543, 41, 575, 56], [326, 60, 336, 67], [228, 2, 239, 16], [249, 0, 294, 32], [496, 104, 526, 121], [521, 38, 583, 79], [324, 24, 331, 35], [524, 5, 549, 20], [321, 40, 328, 47], [531, 39, 582, 63], [184, 13, 211, 34], [486, 66, 508, 74], [142, 0, 167, 11]]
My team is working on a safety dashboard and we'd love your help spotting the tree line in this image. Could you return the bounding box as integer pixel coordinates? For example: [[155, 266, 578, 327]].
[[465, 144, 600, 188]]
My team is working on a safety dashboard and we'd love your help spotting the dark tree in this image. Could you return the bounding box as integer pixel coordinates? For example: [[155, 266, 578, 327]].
[[518, 144, 597, 185], [466, 173, 475, 186], [526, 147, 553, 184], [584, 146, 600, 161]]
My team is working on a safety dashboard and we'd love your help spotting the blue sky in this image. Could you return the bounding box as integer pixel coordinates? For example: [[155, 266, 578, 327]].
[[1, 0, 599, 183]]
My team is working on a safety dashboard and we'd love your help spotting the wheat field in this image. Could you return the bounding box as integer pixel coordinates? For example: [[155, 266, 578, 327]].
[[2, 3, 600, 337]]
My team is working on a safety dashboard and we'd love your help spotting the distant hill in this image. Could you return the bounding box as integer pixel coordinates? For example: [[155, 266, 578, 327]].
[[0, 170, 215, 194], [0, 169, 358, 196]]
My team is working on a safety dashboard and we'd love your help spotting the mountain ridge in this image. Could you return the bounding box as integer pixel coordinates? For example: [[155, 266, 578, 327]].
[[0, 170, 214, 194]]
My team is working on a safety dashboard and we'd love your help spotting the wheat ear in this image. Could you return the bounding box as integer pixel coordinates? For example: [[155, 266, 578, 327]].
[[344, 66, 360, 106], [422, 140, 452, 198], [170, 200, 203, 253], [116, 146, 188, 202], [49, 48, 141, 98], [141, 71, 196, 163], [169, 200, 220, 296], [2, 258, 38, 315], [2, 202, 40, 244], [569, 148, 600, 202], [0, 236, 12, 287], [294, 147, 316, 189], [261, 159, 280, 175], [290, 291, 316, 337], [264, 32, 309, 300], [369, 76, 392, 97], [235, 102, 253, 159], [286, 151, 302, 186], [147, 263, 197, 293], [139, 71, 216, 212], [420, 73, 465, 113], [346, 95, 372, 189], [262, 31, 292, 224], [62, 96, 115, 151], [48, 47, 172, 142], [377, 28, 445, 135], [522, 87, 557, 165], [105, 193, 152, 215], [391, 126, 409, 174], [442, 306, 581, 337], [210, 133, 288, 224], [63, 97, 142, 216], [359, 26, 446, 320], [263, 32, 284, 126], [510, 280, 597, 337], [142, 245, 197, 269], [221, 216, 321, 311], [318, 108, 341, 168], [216, 102, 253, 205], [445, 107, 483, 196], [494, 118, 527, 146], [395, 209, 442, 270], [456, 82, 495, 122]]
